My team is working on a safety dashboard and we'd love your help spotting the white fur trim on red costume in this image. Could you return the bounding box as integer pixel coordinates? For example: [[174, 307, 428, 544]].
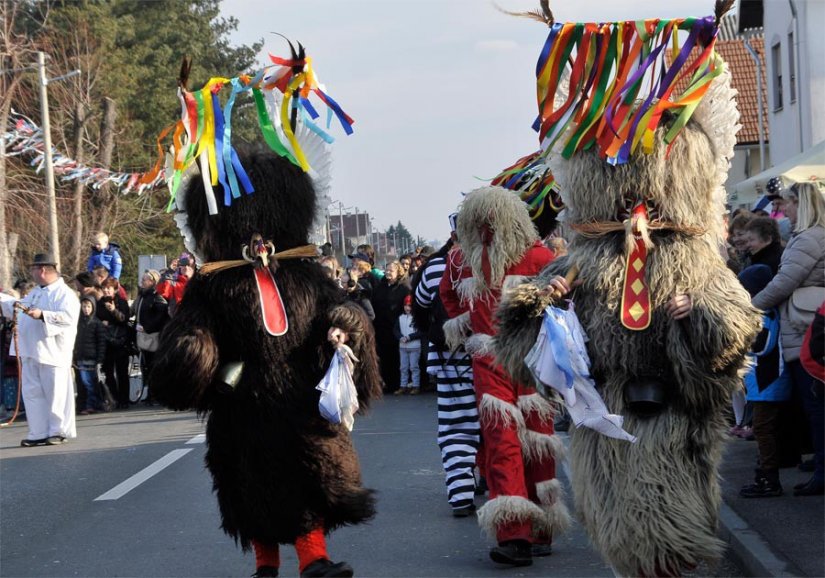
[[443, 311, 471, 351], [534, 479, 572, 538], [517, 393, 557, 425], [465, 333, 495, 358], [477, 495, 546, 539], [522, 431, 566, 463], [479, 393, 526, 431], [456, 277, 479, 306]]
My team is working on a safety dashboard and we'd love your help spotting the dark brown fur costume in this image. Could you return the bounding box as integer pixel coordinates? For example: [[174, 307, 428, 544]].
[[495, 122, 762, 576], [150, 148, 382, 549]]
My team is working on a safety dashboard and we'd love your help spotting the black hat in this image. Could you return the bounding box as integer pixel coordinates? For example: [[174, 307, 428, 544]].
[[75, 272, 96, 288], [738, 264, 773, 298], [348, 252, 371, 262], [30, 253, 57, 267]]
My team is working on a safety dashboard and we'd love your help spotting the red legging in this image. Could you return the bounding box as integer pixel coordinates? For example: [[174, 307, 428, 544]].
[[253, 527, 329, 573], [475, 357, 557, 543]]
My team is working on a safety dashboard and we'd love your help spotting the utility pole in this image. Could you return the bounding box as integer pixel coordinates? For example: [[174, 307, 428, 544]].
[[354, 206, 360, 244], [338, 202, 345, 253], [38, 51, 59, 266], [36, 52, 80, 267]]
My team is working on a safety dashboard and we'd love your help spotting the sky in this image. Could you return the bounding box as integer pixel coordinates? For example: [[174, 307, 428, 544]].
[[223, 0, 720, 245]]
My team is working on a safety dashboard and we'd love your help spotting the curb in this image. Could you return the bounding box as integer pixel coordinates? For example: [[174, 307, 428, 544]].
[[718, 500, 804, 577]]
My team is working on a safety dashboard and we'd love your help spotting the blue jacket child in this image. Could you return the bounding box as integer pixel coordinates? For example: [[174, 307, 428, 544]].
[[740, 265, 792, 403], [87, 233, 123, 280], [738, 264, 792, 499]]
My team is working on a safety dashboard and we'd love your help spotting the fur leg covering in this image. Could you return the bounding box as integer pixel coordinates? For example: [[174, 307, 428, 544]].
[[534, 479, 572, 540], [480, 393, 565, 463], [571, 410, 727, 577], [444, 312, 471, 350], [477, 495, 545, 539], [519, 393, 565, 463]]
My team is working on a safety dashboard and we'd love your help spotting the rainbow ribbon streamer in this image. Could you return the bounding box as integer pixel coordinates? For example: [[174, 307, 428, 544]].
[[533, 15, 720, 165], [162, 49, 355, 214]]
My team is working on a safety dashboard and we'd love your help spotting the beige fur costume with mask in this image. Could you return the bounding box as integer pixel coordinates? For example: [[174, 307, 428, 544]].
[[493, 53, 762, 578]]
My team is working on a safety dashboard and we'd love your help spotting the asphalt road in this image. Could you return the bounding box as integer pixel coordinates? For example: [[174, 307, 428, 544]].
[[0, 393, 745, 577]]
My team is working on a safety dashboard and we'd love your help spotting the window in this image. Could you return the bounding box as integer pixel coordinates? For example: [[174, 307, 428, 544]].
[[788, 32, 796, 103], [772, 42, 783, 110]]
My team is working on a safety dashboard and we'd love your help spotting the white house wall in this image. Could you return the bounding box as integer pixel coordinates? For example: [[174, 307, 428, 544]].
[[764, 0, 825, 165]]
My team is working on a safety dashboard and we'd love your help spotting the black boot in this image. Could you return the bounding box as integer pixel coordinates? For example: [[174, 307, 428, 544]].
[[740, 468, 783, 498], [489, 539, 533, 567], [252, 566, 279, 578], [300, 559, 354, 577], [793, 477, 825, 496]]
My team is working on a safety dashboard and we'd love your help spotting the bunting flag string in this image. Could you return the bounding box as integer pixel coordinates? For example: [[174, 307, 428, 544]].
[[2, 111, 167, 195], [162, 44, 355, 215], [533, 15, 722, 165]]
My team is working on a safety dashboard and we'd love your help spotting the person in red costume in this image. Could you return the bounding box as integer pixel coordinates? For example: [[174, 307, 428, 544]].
[[156, 256, 194, 317], [439, 186, 570, 567]]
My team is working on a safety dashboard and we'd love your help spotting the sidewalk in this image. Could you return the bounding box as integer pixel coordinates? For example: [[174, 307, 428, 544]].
[[717, 436, 824, 577]]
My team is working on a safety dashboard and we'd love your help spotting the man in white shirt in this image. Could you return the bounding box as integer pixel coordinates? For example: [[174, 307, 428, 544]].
[[0, 253, 80, 446]]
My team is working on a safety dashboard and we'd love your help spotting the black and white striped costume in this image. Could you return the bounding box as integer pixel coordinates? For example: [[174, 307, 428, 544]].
[[414, 255, 480, 511]]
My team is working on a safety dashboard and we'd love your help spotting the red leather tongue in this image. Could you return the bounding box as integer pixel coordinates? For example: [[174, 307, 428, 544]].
[[253, 268, 288, 336]]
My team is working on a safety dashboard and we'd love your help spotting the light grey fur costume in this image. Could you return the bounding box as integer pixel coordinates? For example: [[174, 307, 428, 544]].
[[494, 114, 763, 575]]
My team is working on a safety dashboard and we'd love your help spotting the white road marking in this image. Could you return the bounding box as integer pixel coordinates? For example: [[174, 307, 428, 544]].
[[186, 434, 206, 444], [94, 449, 193, 501]]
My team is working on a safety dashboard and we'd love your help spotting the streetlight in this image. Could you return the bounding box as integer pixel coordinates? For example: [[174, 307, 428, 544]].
[[336, 201, 354, 255], [37, 51, 80, 267]]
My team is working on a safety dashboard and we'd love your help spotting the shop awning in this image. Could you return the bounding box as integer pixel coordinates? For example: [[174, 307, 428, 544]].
[[733, 140, 825, 204]]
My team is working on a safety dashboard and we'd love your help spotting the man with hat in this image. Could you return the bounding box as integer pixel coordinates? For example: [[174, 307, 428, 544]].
[[0, 253, 80, 446], [764, 176, 793, 242]]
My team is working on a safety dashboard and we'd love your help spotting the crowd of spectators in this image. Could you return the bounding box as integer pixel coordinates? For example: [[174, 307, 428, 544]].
[[727, 180, 825, 498]]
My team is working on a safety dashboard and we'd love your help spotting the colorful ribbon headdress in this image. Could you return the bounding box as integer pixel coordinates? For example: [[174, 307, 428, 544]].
[[517, 0, 735, 166], [491, 150, 562, 221], [152, 38, 354, 216]]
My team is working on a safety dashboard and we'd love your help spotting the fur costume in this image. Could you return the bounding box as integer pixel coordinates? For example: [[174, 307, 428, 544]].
[[494, 6, 763, 574], [150, 147, 382, 571], [439, 186, 570, 555]]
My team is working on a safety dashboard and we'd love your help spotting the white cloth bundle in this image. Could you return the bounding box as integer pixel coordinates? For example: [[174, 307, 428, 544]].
[[525, 302, 637, 443], [317, 344, 360, 431]]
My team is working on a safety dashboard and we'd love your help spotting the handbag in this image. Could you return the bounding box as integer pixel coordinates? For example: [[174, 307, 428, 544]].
[[786, 286, 825, 331], [136, 331, 160, 352], [135, 295, 160, 352]]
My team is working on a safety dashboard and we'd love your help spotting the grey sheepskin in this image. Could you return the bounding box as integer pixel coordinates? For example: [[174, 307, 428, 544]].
[[494, 121, 762, 576]]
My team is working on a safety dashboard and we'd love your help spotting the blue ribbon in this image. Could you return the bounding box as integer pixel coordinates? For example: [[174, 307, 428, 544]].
[[221, 78, 255, 205], [543, 308, 575, 390], [314, 89, 354, 135], [301, 109, 335, 144], [211, 92, 231, 204]]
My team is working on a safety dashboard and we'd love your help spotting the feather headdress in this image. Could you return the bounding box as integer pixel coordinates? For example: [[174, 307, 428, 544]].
[[154, 39, 352, 218]]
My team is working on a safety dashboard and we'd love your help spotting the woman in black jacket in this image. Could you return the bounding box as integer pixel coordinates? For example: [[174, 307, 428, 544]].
[[131, 270, 169, 404], [371, 260, 411, 392], [97, 277, 132, 409]]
